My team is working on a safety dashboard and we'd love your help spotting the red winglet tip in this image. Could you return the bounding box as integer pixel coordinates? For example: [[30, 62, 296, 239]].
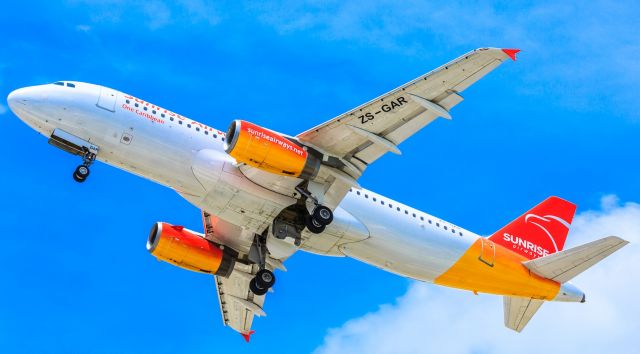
[[501, 48, 520, 61], [241, 330, 255, 343]]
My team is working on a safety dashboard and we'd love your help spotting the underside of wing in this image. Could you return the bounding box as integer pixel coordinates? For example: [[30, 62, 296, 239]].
[[215, 262, 266, 340], [297, 48, 518, 175]]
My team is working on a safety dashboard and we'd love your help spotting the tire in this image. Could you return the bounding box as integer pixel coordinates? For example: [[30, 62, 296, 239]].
[[249, 278, 268, 296], [73, 172, 86, 183], [305, 214, 326, 234], [313, 205, 333, 226], [255, 269, 276, 289], [75, 165, 90, 179]]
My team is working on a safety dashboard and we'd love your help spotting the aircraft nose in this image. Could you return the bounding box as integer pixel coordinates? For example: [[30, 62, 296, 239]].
[[7, 88, 28, 109], [7, 86, 44, 112]]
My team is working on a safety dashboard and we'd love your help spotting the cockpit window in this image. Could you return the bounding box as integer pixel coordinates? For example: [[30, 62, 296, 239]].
[[53, 82, 64, 86], [66, 83, 76, 88]]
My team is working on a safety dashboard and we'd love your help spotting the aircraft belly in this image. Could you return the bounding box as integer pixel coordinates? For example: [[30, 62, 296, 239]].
[[189, 149, 296, 236], [299, 206, 370, 256], [337, 196, 474, 282]]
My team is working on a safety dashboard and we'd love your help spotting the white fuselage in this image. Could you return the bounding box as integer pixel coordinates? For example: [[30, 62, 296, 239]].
[[8, 82, 481, 283]]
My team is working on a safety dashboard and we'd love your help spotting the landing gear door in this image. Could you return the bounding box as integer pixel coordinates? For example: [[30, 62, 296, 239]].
[[97, 86, 118, 112], [479, 238, 495, 267]]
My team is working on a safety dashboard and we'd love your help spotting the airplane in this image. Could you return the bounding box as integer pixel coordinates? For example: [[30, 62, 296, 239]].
[[6, 48, 628, 341]]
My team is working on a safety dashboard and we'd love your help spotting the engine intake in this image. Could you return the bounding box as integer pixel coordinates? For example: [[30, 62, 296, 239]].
[[147, 222, 235, 277], [225, 120, 320, 179]]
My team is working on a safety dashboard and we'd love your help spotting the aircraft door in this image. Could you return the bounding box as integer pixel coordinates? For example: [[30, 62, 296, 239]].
[[479, 238, 495, 267], [97, 86, 118, 112]]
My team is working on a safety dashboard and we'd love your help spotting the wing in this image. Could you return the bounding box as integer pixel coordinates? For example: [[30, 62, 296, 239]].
[[297, 47, 518, 175], [503, 296, 544, 332], [214, 262, 266, 341], [202, 211, 286, 341]]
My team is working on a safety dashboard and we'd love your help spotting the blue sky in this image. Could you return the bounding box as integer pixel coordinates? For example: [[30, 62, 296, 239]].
[[0, 1, 638, 353]]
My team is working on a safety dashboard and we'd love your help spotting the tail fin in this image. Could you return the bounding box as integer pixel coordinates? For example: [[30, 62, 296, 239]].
[[489, 196, 577, 259]]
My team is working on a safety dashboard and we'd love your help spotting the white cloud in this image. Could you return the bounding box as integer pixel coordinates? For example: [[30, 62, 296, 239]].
[[314, 196, 640, 354], [0, 103, 7, 115]]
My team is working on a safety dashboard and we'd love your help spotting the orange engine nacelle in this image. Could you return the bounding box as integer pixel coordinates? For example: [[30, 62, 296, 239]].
[[147, 222, 236, 277], [225, 120, 320, 178]]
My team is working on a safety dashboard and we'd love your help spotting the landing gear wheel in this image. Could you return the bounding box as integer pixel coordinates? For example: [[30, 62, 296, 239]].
[[73, 165, 90, 183], [255, 269, 276, 289], [313, 205, 333, 226], [249, 278, 269, 296], [76, 165, 90, 178], [305, 214, 326, 234], [72, 172, 85, 183]]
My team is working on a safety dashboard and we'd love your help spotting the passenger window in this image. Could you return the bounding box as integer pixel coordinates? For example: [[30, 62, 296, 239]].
[[143, 106, 148, 111], [444, 226, 448, 230], [222, 137, 225, 142], [428, 220, 432, 224], [205, 131, 209, 135], [196, 127, 200, 132], [67, 83, 75, 88], [389, 204, 392, 208], [152, 110, 156, 114], [53, 82, 64, 86], [397, 207, 400, 211], [357, 191, 361, 195], [420, 216, 424, 221], [381, 201, 384, 205], [179, 121, 183, 125], [126, 99, 130, 104], [135, 103, 139, 107], [170, 117, 174, 121], [436, 223, 440, 227], [412, 213, 416, 217], [459, 232, 463, 236], [373, 197, 377, 202], [213, 134, 218, 138], [187, 124, 191, 128], [161, 113, 166, 118], [404, 210, 408, 215], [452, 229, 455, 233]]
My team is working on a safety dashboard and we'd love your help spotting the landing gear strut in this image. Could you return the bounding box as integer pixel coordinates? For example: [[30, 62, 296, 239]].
[[73, 148, 96, 183], [248, 234, 277, 296], [295, 186, 334, 234]]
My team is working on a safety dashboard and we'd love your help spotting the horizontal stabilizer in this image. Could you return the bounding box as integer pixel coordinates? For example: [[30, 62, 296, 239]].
[[523, 236, 628, 283], [504, 296, 544, 332]]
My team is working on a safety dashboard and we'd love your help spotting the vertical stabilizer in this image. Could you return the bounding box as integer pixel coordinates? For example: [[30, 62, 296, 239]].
[[489, 196, 577, 259]]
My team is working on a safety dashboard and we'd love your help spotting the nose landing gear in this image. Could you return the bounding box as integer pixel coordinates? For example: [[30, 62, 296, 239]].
[[72, 148, 96, 183]]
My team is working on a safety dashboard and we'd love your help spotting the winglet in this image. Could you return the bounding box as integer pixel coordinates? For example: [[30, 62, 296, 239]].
[[241, 330, 255, 343], [501, 48, 520, 61]]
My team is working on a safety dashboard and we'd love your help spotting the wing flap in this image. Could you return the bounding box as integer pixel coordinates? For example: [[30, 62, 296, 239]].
[[523, 236, 628, 283], [215, 261, 266, 335], [503, 296, 544, 332]]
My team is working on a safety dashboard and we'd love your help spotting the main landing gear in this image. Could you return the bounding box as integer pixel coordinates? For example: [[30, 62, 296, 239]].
[[72, 148, 96, 183], [295, 186, 334, 234], [248, 235, 277, 296], [249, 269, 275, 296]]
